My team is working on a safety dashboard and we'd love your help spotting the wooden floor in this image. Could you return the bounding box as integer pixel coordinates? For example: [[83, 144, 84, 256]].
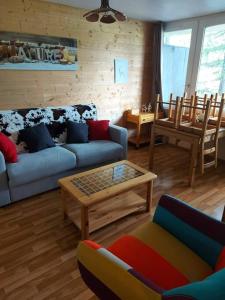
[[0, 144, 225, 299]]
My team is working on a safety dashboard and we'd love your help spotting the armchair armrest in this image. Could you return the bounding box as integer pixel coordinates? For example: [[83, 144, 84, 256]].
[[163, 268, 225, 300], [153, 195, 225, 268], [0, 151, 11, 206], [109, 125, 128, 159], [77, 240, 162, 300]]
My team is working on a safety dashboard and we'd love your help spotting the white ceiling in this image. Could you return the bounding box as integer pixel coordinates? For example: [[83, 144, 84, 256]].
[[45, 0, 225, 22]]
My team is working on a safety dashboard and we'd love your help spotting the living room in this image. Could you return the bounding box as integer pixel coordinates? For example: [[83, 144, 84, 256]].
[[0, 0, 225, 299]]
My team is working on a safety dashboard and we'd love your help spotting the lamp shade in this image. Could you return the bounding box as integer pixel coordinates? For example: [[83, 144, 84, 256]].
[[83, 0, 126, 24], [100, 14, 116, 24]]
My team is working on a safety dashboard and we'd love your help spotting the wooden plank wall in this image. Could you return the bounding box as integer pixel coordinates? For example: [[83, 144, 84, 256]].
[[0, 0, 153, 124]]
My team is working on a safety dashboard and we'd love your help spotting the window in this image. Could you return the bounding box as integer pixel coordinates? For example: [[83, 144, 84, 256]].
[[162, 29, 192, 101], [163, 12, 225, 98], [196, 23, 225, 96]]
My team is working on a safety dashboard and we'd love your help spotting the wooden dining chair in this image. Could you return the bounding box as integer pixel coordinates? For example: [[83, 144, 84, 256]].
[[178, 94, 196, 125], [194, 92, 219, 118], [154, 94, 181, 129], [178, 96, 225, 174], [205, 96, 225, 171]]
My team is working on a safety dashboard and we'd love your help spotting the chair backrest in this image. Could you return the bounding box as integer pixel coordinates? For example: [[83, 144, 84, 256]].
[[153, 194, 225, 268], [194, 92, 219, 117], [200, 99, 212, 139], [154, 94, 180, 128], [178, 95, 195, 124], [214, 95, 225, 142], [193, 94, 211, 117], [178, 96, 212, 137]]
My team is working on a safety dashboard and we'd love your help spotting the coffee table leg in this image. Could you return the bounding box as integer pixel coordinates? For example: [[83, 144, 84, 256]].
[[60, 189, 67, 220], [146, 181, 153, 213], [81, 206, 89, 240]]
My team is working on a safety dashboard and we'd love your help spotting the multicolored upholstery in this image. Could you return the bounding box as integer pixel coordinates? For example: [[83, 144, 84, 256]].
[[77, 195, 225, 300], [153, 195, 224, 268], [163, 269, 225, 300]]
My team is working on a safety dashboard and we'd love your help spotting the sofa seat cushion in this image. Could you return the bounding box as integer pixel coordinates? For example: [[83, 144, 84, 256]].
[[63, 140, 123, 168], [131, 222, 213, 283], [7, 146, 76, 186]]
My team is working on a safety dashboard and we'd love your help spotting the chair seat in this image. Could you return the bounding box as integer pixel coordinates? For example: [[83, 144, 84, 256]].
[[130, 221, 213, 283], [63, 140, 124, 168], [108, 235, 190, 290], [7, 146, 76, 186]]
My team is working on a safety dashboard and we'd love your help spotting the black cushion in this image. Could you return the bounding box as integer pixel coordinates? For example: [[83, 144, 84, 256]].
[[67, 121, 89, 144], [19, 123, 55, 153]]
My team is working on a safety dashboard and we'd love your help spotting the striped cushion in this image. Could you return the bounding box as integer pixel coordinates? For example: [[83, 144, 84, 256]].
[[108, 235, 189, 290], [153, 195, 225, 268], [131, 221, 212, 282]]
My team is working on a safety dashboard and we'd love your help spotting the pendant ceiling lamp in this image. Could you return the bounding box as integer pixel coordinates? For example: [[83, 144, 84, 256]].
[[83, 0, 127, 24]]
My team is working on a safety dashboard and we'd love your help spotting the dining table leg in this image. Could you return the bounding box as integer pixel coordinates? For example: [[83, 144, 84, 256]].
[[189, 138, 199, 187], [149, 127, 155, 170]]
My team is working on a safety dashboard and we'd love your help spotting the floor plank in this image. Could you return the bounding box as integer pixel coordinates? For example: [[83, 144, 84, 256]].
[[0, 144, 225, 299]]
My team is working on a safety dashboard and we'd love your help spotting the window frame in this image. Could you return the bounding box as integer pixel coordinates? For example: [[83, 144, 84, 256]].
[[163, 12, 225, 97]]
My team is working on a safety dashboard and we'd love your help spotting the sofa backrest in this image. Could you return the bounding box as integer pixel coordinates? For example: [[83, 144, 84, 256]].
[[0, 104, 97, 152], [153, 195, 225, 269]]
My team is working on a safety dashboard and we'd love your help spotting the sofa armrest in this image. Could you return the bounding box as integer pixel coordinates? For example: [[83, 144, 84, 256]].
[[0, 151, 6, 172], [153, 195, 225, 268], [0, 151, 11, 207], [77, 240, 162, 300], [109, 125, 128, 159]]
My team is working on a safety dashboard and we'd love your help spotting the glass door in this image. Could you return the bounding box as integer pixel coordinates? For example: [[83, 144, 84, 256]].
[[162, 29, 192, 101], [195, 23, 225, 96]]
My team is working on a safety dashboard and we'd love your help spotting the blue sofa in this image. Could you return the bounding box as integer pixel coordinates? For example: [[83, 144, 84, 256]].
[[0, 104, 127, 207]]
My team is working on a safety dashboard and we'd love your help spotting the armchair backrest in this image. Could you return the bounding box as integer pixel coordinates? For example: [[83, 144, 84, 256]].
[[153, 195, 225, 268]]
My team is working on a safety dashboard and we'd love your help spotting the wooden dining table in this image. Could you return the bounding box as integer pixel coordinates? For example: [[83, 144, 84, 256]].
[[149, 124, 225, 186]]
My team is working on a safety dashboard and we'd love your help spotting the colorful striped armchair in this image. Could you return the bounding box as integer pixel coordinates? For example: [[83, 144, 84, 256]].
[[77, 195, 225, 300]]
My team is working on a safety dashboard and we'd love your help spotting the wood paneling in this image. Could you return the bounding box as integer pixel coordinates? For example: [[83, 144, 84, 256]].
[[0, 0, 153, 124], [0, 145, 225, 298]]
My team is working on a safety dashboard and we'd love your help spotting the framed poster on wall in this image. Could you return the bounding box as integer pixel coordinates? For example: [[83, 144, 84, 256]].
[[0, 32, 78, 71], [114, 58, 128, 84]]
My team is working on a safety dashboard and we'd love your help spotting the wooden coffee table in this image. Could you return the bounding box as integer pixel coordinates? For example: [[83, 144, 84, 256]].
[[58, 160, 157, 239]]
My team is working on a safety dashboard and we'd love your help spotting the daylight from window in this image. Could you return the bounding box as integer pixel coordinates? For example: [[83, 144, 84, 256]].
[[162, 29, 192, 101], [196, 23, 225, 96]]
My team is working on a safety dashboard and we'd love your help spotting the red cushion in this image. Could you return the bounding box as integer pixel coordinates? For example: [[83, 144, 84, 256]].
[[215, 247, 225, 271], [0, 133, 18, 163], [108, 235, 190, 290], [87, 120, 110, 140]]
